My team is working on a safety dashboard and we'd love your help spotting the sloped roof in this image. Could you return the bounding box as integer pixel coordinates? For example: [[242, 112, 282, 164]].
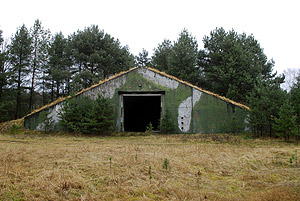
[[25, 66, 249, 118], [146, 67, 250, 110], [25, 67, 138, 118]]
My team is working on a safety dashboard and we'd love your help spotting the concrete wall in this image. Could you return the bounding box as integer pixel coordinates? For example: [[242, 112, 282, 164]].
[[24, 67, 248, 133]]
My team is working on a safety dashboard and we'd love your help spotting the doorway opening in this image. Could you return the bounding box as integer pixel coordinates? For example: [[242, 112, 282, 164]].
[[123, 95, 161, 132]]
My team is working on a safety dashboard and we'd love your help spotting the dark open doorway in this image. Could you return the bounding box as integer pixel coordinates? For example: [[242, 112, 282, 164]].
[[123, 95, 161, 132]]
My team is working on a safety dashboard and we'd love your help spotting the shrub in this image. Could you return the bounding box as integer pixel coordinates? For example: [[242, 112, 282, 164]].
[[59, 95, 114, 134], [146, 122, 154, 132], [162, 158, 170, 170], [225, 115, 244, 134], [8, 123, 22, 135], [273, 100, 297, 141], [160, 108, 176, 134]]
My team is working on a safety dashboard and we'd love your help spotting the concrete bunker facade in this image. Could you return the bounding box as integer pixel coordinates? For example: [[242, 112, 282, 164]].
[[24, 67, 250, 133]]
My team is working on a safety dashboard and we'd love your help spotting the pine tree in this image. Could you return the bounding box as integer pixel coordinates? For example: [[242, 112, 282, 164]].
[[290, 76, 300, 136], [199, 27, 276, 103], [169, 29, 199, 84], [29, 19, 51, 110], [69, 25, 134, 92], [135, 49, 150, 67], [48, 32, 69, 100], [0, 29, 8, 100], [152, 39, 172, 72], [247, 77, 286, 136], [151, 29, 199, 85], [274, 100, 297, 141], [9, 25, 33, 119], [58, 95, 114, 134], [0, 30, 14, 122]]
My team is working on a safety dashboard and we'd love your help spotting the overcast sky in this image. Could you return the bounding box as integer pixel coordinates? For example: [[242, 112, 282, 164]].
[[1, 0, 299, 74]]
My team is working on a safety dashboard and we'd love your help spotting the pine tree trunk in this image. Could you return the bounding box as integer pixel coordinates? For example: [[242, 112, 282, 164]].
[[0, 64, 3, 100], [56, 82, 60, 99], [29, 67, 36, 109], [0, 81, 3, 100], [67, 66, 70, 95], [0, 66, 2, 100], [29, 44, 37, 110], [51, 80, 54, 102], [15, 68, 21, 119], [269, 123, 272, 137], [42, 72, 46, 105]]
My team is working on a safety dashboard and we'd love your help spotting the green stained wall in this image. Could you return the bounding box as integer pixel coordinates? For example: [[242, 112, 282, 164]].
[[163, 85, 191, 133], [109, 70, 192, 132], [24, 111, 43, 130], [24, 68, 249, 133], [192, 93, 248, 133]]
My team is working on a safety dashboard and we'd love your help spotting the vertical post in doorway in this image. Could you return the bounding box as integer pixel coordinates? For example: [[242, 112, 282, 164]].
[[120, 94, 124, 131], [160, 94, 163, 131]]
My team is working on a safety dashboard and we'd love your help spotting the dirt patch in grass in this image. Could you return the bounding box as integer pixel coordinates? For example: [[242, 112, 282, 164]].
[[0, 132, 300, 200]]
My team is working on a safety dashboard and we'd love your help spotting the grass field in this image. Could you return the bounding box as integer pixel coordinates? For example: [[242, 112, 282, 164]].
[[0, 131, 300, 200]]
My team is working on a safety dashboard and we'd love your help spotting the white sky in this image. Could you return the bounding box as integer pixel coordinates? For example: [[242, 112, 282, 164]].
[[1, 0, 299, 74]]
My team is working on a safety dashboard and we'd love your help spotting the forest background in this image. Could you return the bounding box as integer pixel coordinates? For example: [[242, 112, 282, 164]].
[[0, 20, 300, 139]]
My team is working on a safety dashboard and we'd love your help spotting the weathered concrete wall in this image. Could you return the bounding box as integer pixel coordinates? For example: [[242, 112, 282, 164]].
[[138, 68, 179, 89], [25, 73, 128, 130], [192, 93, 248, 133], [84, 75, 127, 100], [24, 102, 63, 130], [24, 67, 248, 133], [177, 89, 202, 133]]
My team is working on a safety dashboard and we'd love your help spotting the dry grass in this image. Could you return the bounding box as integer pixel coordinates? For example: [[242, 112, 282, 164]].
[[0, 132, 300, 200], [0, 118, 24, 133]]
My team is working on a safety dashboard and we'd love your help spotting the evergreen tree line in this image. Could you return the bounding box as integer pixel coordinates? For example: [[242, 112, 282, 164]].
[[0, 20, 134, 121], [137, 28, 299, 139], [1, 21, 299, 139]]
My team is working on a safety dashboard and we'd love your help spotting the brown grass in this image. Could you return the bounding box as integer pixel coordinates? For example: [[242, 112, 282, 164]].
[[0, 118, 24, 133], [0, 132, 299, 200]]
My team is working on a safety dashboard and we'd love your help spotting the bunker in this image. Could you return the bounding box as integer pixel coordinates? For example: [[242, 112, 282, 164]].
[[24, 67, 250, 133]]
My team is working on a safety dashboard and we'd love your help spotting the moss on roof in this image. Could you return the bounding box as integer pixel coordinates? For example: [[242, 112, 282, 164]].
[[25, 66, 249, 118], [146, 67, 250, 111], [25, 67, 137, 118]]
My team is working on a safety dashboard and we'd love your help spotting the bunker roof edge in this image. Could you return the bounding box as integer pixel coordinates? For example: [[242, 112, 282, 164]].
[[24, 66, 250, 119]]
